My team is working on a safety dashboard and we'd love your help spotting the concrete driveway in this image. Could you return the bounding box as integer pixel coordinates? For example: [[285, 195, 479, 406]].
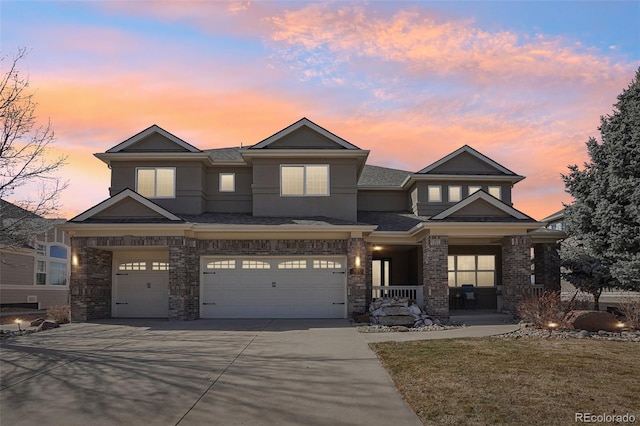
[[0, 319, 422, 426]]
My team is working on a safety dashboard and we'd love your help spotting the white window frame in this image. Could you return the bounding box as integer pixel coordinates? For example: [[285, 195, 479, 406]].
[[448, 185, 462, 202], [219, 173, 235, 192], [427, 185, 442, 202], [34, 242, 70, 286], [135, 167, 176, 198], [280, 165, 330, 197], [488, 186, 502, 200]]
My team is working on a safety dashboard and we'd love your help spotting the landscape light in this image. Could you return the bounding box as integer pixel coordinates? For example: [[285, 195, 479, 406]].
[[547, 322, 558, 329], [616, 322, 626, 329], [15, 319, 22, 331]]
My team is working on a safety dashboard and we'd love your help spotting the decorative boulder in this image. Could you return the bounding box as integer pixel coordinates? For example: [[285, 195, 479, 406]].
[[565, 310, 620, 332], [38, 320, 60, 331]]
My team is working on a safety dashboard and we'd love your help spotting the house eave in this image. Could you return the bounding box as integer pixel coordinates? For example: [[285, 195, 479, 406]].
[[402, 174, 525, 187], [94, 152, 216, 166]]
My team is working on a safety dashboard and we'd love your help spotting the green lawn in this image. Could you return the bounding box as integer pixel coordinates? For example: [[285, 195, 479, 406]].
[[371, 338, 639, 426]]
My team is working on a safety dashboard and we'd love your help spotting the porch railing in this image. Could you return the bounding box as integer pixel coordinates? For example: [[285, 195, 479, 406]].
[[372, 285, 424, 308]]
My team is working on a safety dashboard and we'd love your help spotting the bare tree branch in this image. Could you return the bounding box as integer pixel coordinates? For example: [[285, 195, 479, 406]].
[[0, 48, 68, 248]]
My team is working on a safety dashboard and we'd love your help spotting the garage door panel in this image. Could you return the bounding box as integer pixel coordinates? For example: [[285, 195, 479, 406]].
[[114, 263, 169, 318], [200, 257, 346, 319]]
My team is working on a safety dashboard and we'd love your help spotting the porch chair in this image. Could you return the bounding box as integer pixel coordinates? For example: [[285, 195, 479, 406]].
[[461, 284, 477, 309]]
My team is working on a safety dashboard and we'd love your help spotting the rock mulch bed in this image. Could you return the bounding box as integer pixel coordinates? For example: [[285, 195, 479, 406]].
[[0, 318, 61, 340], [357, 323, 465, 333], [494, 323, 640, 342]]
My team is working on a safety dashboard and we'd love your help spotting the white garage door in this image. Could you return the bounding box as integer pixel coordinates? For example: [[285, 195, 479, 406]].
[[200, 257, 346, 318], [113, 259, 169, 318]]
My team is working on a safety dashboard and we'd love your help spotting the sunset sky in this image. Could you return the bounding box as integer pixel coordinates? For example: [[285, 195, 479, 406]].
[[2, 1, 639, 220]]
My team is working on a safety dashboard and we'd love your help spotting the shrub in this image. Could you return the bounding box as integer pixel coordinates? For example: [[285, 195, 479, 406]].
[[516, 291, 566, 328], [47, 305, 70, 324], [617, 297, 640, 330]]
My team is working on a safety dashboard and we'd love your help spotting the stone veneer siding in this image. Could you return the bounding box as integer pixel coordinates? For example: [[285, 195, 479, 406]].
[[70, 236, 357, 321], [501, 235, 532, 314], [534, 243, 561, 293], [70, 238, 113, 321], [422, 235, 449, 321], [346, 238, 368, 316]]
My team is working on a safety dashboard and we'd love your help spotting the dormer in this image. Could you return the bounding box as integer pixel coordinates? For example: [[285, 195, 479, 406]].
[[242, 118, 369, 222], [409, 145, 524, 217]]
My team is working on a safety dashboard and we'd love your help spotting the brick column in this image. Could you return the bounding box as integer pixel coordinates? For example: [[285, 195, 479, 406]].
[[347, 238, 367, 318], [501, 236, 532, 314], [168, 237, 200, 321], [534, 243, 561, 293], [422, 236, 449, 321], [70, 237, 113, 321]]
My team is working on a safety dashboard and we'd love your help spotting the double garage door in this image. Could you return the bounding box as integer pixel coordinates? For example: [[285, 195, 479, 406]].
[[200, 257, 347, 318]]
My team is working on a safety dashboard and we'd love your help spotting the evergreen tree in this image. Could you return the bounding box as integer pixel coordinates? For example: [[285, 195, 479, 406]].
[[562, 68, 640, 292]]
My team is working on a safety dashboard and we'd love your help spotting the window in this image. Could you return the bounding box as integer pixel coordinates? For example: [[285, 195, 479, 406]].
[[313, 260, 343, 269], [488, 186, 501, 199], [447, 255, 495, 287], [152, 262, 169, 271], [35, 243, 69, 286], [119, 262, 147, 271], [281, 165, 329, 196], [448, 186, 462, 202], [136, 167, 175, 198], [242, 260, 271, 269], [427, 185, 442, 202], [206, 260, 236, 269], [468, 185, 481, 195], [278, 260, 307, 269], [219, 173, 235, 192]]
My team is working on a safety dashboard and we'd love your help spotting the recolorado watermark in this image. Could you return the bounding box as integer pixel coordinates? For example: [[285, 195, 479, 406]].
[[576, 412, 636, 423]]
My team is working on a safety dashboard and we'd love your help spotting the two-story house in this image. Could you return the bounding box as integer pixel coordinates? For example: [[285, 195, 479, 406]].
[[61, 118, 564, 322], [0, 199, 71, 309]]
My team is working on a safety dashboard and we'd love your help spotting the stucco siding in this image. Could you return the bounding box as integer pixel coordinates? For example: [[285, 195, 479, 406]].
[[357, 190, 409, 211], [205, 166, 253, 213], [252, 158, 358, 221], [110, 160, 205, 214]]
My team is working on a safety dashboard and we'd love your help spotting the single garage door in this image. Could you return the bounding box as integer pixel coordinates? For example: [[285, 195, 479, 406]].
[[200, 257, 346, 318], [113, 258, 169, 318]]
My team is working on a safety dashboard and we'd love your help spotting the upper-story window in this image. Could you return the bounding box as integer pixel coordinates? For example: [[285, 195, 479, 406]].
[[488, 186, 501, 200], [219, 173, 235, 192], [281, 165, 329, 196], [468, 185, 481, 196], [427, 185, 442, 202], [448, 186, 462, 202], [136, 167, 175, 198]]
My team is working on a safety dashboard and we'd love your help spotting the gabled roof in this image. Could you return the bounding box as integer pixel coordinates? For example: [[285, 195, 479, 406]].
[[541, 208, 565, 223], [417, 145, 518, 176], [106, 125, 201, 153], [70, 189, 183, 222], [250, 118, 361, 150], [430, 190, 535, 221], [358, 165, 412, 187]]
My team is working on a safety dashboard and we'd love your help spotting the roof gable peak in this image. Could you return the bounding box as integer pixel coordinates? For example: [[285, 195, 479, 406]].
[[418, 145, 517, 176], [106, 125, 201, 153], [250, 117, 361, 150]]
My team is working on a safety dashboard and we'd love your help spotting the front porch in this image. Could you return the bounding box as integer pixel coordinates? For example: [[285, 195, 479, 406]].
[[367, 236, 557, 321]]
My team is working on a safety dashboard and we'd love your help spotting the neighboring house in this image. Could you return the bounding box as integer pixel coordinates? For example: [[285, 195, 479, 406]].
[[541, 209, 640, 309], [61, 118, 564, 321], [0, 199, 71, 309]]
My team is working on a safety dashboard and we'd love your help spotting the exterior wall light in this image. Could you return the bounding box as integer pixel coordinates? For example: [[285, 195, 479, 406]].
[[355, 255, 361, 268], [72, 254, 79, 266]]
